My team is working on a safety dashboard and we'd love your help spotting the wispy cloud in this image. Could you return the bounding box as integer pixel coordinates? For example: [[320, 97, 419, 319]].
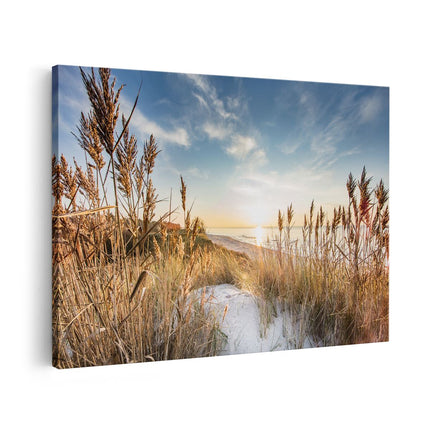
[[192, 78, 266, 167], [186, 74, 239, 121], [296, 89, 384, 169], [186, 167, 209, 180], [280, 141, 301, 155], [226, 96, 240, 110], [122, 98, 190, 148], [160, 163, 209, 181], [203, 121, 267, 167], [58, 67, 89, 110], [57, 67, 90, 135], [359, 93, 383, 123], [186, 73, 268, 168], [203, 122, 230, 140], [310, 115, 346, 159], [247, 148, 267, 166], [192, 92, 209, 110], [224, 134, 267, 167], [226, 135, 257, 159]]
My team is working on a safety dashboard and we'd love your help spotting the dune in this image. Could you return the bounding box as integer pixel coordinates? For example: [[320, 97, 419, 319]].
[[197, 284, 313, 355], [203, 236, 314, 354]]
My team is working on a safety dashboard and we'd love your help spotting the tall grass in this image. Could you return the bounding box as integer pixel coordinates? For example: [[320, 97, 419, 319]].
[[52, 68, 231, 368], [235, 168, 389, 346]]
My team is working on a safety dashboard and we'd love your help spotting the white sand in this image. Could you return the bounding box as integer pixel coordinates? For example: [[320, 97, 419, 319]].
[[199, 284, 313, 355], [204, 235, 312, 354]]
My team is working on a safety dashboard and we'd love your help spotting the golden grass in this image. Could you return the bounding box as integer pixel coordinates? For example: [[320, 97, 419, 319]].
[[233, 169, 389, 346]]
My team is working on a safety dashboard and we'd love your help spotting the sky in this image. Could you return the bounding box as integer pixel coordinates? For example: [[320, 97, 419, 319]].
[[54, 65, 389, 228]]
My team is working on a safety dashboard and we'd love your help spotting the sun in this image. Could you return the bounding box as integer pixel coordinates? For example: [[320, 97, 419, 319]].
[[241, 198, 273, 227], [255, 225, 263, 246]]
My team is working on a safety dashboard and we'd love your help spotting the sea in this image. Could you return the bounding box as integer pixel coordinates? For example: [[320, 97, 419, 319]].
[[206, 226, 304, 249]]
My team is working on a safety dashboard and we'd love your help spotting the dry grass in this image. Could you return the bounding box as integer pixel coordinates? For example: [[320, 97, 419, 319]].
[[234, 168, 389, 346], [52, 68, 229, 368]]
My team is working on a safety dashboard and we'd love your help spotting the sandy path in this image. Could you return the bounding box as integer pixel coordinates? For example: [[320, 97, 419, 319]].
[[203, 238, 313, 353], [196, 284, 313, 354]]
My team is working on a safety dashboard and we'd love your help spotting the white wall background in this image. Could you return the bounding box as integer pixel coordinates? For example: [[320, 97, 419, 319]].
[[1, 1, 429, 428]]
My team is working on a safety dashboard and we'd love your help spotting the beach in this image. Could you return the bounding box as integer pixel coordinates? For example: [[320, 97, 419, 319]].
[[207, 234, 267, 259]]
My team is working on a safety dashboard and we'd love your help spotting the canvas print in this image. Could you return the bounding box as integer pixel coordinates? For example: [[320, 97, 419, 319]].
[[52, 65, 389, 369]]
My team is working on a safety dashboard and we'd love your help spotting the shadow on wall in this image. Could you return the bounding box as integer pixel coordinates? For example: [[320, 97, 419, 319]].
[[31, 68, 52, 367]]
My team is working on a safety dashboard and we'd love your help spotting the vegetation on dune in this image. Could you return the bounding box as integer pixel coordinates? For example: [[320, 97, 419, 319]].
[[52, 68, 229, 368], [52, 67, 388, 368], [236, 167, 389, 346]]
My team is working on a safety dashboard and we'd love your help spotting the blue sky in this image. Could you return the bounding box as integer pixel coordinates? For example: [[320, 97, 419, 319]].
[[54, 65, 389, 227]]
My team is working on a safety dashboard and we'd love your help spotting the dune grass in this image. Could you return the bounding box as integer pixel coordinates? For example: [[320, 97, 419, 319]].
[[234, 171, 389, 346], [52, 67, 251, 367], [52, 67, 388, 368]]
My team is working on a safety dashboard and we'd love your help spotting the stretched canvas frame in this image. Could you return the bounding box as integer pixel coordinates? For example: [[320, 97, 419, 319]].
[[52, 65, 389, 369]]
